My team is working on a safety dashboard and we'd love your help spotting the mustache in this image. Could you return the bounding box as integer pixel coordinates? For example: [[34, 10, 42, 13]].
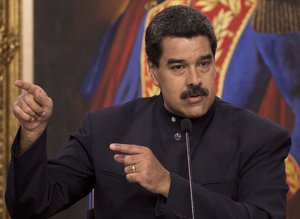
[[180, 85, 209, 100]]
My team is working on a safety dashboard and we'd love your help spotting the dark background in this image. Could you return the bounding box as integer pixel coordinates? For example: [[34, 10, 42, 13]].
[[34, 1, 126, 218]]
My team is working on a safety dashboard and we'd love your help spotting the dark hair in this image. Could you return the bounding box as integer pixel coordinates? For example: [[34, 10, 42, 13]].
[[145, 5, 217, 67]]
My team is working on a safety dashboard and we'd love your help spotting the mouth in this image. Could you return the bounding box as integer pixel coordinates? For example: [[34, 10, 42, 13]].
[[185, 95, 204, 104]]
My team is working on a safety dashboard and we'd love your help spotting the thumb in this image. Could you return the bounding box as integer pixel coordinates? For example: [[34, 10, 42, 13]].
[[33, 87, 52, 108]]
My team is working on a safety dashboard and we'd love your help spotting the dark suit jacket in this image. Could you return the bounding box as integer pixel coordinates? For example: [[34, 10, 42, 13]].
[[6, 96, 291, 219]]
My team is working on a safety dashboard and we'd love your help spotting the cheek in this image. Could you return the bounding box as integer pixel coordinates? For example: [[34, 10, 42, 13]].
[[160, 75, 182, 91], [161, 82, 184, 103], [204, 71, 216, 87], [164, 85, 180, 97]]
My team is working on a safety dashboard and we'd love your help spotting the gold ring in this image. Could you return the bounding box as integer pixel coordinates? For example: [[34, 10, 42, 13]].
[[131, 165, 136, 173]]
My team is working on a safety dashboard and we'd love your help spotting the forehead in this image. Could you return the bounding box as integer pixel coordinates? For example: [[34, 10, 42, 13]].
[[159, 36, 212, 62]]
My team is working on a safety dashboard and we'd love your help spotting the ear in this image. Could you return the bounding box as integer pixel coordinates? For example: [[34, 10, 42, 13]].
[[147, 60, 159, 87]]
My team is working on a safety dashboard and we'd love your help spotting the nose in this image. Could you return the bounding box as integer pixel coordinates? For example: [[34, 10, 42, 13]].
[[186, 66, 202, 86]]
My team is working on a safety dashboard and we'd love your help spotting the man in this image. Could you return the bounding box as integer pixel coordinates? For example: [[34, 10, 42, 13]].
[[6, 5, 290, 219]]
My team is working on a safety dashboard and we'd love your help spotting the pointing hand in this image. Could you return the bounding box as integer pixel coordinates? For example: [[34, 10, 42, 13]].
[[13, 80, 53, 152]]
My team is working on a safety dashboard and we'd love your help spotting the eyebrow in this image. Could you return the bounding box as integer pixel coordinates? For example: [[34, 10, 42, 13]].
[[200, 54, 213, 60], [167, 59, 186, 65], [167, 54, 213, 65]]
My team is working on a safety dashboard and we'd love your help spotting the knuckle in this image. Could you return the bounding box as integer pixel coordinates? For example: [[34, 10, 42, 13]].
[[124, 156, 133, 166], [48, 98, 53, 106], [13, 107, 19, 116], [23, 93, 31, 102], [35, 85, 41, 90], [123, 156, 129, 164], [131, 156, 137, 163], [144, 147, 151, 152], [144, 147, 152, 155], [144, 153, 153, 160], [23, 97, 35, 107]]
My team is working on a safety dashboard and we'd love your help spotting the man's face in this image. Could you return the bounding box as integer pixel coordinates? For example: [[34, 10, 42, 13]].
[[149, 36, 216, 118]]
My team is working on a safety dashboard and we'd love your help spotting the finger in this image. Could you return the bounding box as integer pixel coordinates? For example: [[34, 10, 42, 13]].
[[13, 104, 35, 122], [126, 173, 139, 183], [14, 96, 46, 122], [114, 153, 141, 166], [114, 154, 125, 164], [110, 143, 145, 154], [124, 165, 138, 174], [23, 93, 46, 115], [17, 97, 37, 118], [15, 80, 51, 108], [15, 80, 40, 95], [123, 154, 140, 166], [32, 88, 52, 108]]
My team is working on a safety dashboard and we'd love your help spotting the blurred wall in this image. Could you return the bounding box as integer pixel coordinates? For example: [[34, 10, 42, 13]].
[[34, 1, 126, 218]]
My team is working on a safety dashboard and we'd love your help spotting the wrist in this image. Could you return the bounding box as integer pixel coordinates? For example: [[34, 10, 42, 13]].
[[18, 125, 46, 156], [160, 171, 171, 198]]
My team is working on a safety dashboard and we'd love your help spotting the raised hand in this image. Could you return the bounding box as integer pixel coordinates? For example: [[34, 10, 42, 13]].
[[13, 80, 53, 152], [110, 143, 171, 198]]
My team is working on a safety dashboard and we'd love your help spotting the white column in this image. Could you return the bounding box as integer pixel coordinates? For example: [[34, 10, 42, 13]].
[[22, 0, 34, 83]]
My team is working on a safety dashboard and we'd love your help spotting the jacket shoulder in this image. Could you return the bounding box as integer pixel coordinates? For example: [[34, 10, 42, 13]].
[[215, 98, 288, 133], [85, 96, 159, 128]]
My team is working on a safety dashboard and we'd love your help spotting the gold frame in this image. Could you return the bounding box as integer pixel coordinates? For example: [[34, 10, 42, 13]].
[[0, 0, 21, 218]]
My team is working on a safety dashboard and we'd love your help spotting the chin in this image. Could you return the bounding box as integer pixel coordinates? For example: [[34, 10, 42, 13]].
[[167, 101, 211, 118]]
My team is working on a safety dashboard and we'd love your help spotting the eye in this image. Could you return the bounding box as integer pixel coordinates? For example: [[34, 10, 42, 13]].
[[200, 59, 211, 67], [171, 64, 185, 70], [197, 59, 212, 72], [170, 64, 186, 74]]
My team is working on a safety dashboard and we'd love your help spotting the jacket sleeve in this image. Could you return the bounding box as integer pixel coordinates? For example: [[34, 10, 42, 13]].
[[156, 127, 291, 219], [5, 113, 95, 219]]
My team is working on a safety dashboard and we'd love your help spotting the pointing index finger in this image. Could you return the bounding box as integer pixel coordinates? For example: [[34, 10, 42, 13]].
[[110, 143, 144, 154], [15, 80, 40, 95], [15, 80, 51, 108]]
